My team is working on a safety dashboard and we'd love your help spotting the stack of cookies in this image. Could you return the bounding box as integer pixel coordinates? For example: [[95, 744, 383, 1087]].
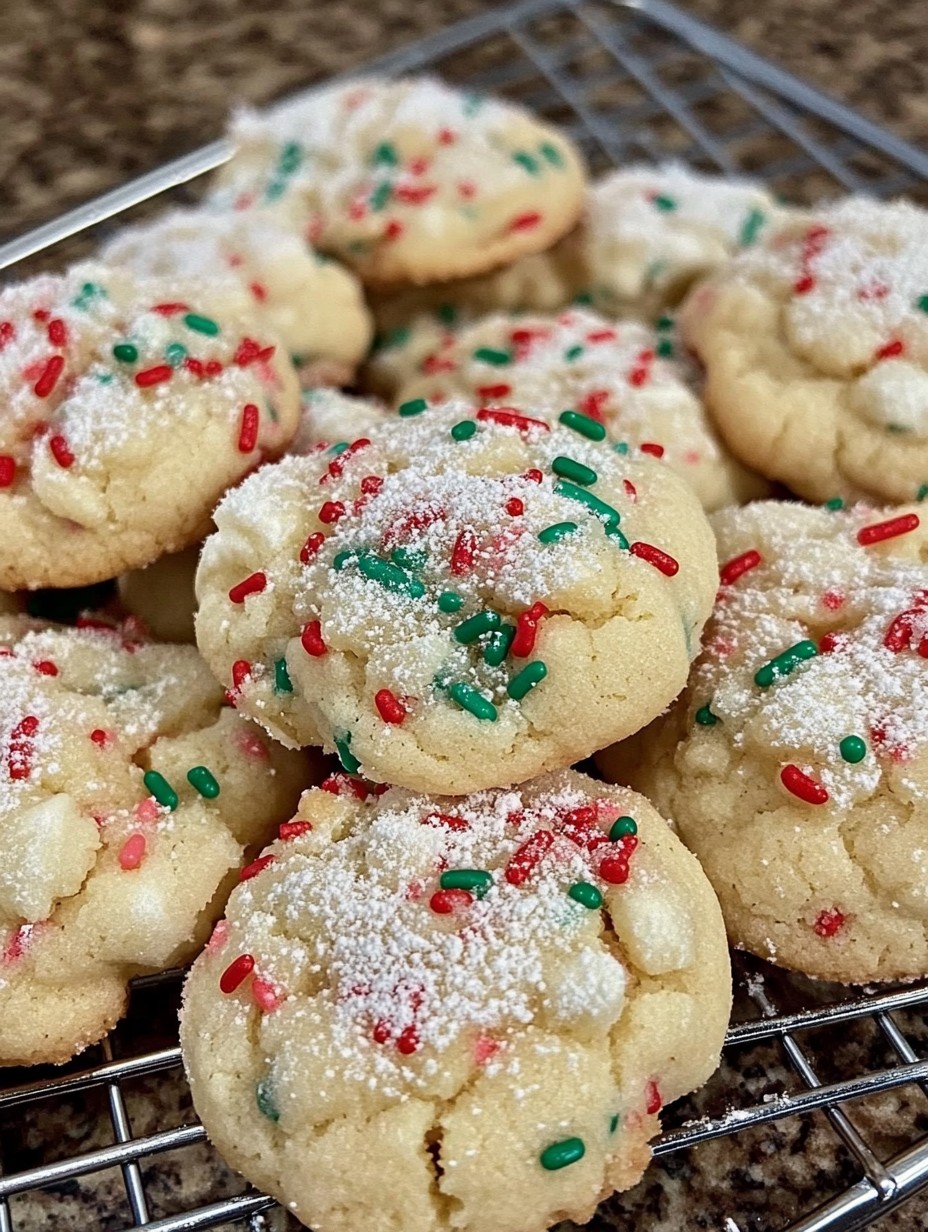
[[1, 72, 926, 1232]]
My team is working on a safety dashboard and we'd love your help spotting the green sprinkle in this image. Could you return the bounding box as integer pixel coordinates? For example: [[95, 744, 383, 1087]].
[[335, 733, 360, 775], [451, 419, 477, 441], [568, 881, 603, 910], [513, 151, 540, 175], [559, 409, 606, 441], [112, 342, 138, 363], [398, 397, 428, 417], [354, 551, 425, 598], [609, 1113, 620, 1134], [96, 372, 114, 385], [264, 179, 287, 202], [695, 702, 719, 726], [448, 682, 498, 722], [187, 765, 220, 799], [917, 294, 928, 314], [538, 521, 579, 545], [278, 141, 302, 175], [554, 480, 620, 527], [274, 657, 293, 693], [463, 92, 484, 116], [143, 770, 178, 811], [824, 497, 845, 510], [391, 546, 426, 571], [381, 325, 411, 350], [436, 302, 457, 325], [609, 816, 638, 841], [183, 312, 220, 337], [739, 208, 767, 247], [372, 141, 399, 166], [164, 342, 187, 367], [656, 314, 674, 331], [656, 337, 674, 359], [370, 180, 393, 211], [613, 441, 629, 455], [454, 610, 502, 644], [328, 441, 350, 456], [507, 660, 547, 700], [484, 624, 515, 667], [919, 484, 928, 502], [333, 550, 357, 571], [652, 194, 677, 212], [539, 141, 564, 166], [572, 290, 594, 306], [606, 524, 630, 549], [564, 344, 584, 361], [540, 1138, 585, 1171], [437, 591, 464, 613], [473, 346, 511, 366], [255, 1078, 279, 1122], [72, 281, 107, 310], [840, 735, 867, 764], [440, 869, 493, 896], [552, 456, 597, 486], [754, 640, 818, 689]]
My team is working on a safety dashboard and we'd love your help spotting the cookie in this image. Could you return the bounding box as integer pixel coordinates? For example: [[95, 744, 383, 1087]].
[[291, 388, 388, 454], [194, 399, 718, 794], [599, 498, 928, 982], [118, 546, 200, 643], [681, 198, 928, 505], [212, 77, 587, 285], [0, 263, 300, 590], [180, 768, 731, 1232], [102, 207, 373, 386], [585, 165, 784, 319], [0, 614, 313, 1066], [392, 308, 767, 510]]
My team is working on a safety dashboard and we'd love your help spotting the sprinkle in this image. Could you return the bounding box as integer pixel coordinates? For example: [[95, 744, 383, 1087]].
[[538, 521, 578, 545], [524, 469, 544, 484], [568, 881, 603, 910], [440, 869, 493, 896], [90, 729, 110, 747], [506, 498, 524, 516], [118, 833, 147, 870], [639, 441, 664, 457], [233, 337, 275, 366], [511, 602, 548, 658], [451, 420, 477, 441], [483, 625, 515, 667], [564, 344, 584, 361], [473, 346, 512, 366], [335, 733, 360, 774], [720, 549, 762, 586], [300, 532, 326, 563], [505, 830, 555, 885], [354, 551, 425, 598], [695, 703, 719, 726], [326, 437, 371, 480], [49, 435, 75, 468], [645, 1080, 662, 1114], [857, 514, 920, 545], [134, 364, 173, 388], [453, 610, 501, 644], [476, 408, 549, 433], [252, 977, 285, 1013], [274, 658, 293, 693], [398, 397, 428, 417], [539, 141, 564, 166], [629, 541, 679, 576], [360, 475, 384, 496], [559, 409, 606, 441], [33, 354, 64, 398], [369, 181, 392, 211], [423, 811, 469, 832], [143, 769, 178, 810], [375, 688, 407, 724], [609, 816, 638, 840], [164, 342, 187, 367], [609, 1114, 620, 1134], [0, 321, 14, 349], [780, 764, 829, 805], [372, 141, 398, 166], [754, 640, 818, 688], [430, 889, 474, 914], [187, 765, 220, 798], [875, 338, 905, 361], [249, 281, 268, 302], [0, 456, 15, 487], [437, 591, 463, 613], [112, 342, 138, 363], [652, 194, 677, 211], [228, 571, 267, 604], [151, 302, 188, 316], [739, 208, 766, 246], [450, 529, 478, 576], [509, 211, 542, 232], [552, 456, 597, 486], [448, 682, 497, 721], [918, 485, 928, 502], [231, 660, 252, 692], [220, 954, 255, 994], [507, 660, 547, 700], [396, 1025, 419, 1054], [839, 735, 867, 764], [555, 480, 620, 527], [8, 715, 38, 780], [540, 1138, 585, 1171], [301, 619, 327, 657], [814, 908, 846, 938], [383, 219, 404, 241], [279, 820, 313, 840], [599, 838, 637, 883], [240, 854, 276, 882], [513, 151, 540, 175]]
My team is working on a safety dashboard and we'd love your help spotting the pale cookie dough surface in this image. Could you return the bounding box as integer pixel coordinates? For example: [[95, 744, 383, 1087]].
[[102, 207, 372, 385], [681, 197, 928, 505], [393, 308, 767, 511], [0, 262, 300, 590], [0, 614, 312, 1066], [118, 546, 201, 643], [180, 768, 731, 1232], [212, 77, 587, 285], [194, 400, 718, 794], [599, 499, 928, 983], [290, 388, 388, 455], [586, 165, 784, 319]]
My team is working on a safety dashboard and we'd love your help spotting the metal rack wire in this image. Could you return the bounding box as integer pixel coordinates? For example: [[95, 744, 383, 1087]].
[[1, 1, 927, 1229]]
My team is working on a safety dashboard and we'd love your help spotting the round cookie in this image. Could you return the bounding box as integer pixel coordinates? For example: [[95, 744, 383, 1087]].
[[102, 207, 373, 386], [291, 388, 389, 454], [0, 262, 300, 590], [180, 768, 731, 1232], [0, 614, 314, 1066], [599, 499, 928, 983], [680, 197, 928, 505], [212, 77, 587, 285], [118, 546, 200, 643], [393, 308, 767, 510], [194, 400, 718, 794], [585, 165, 784, 319]]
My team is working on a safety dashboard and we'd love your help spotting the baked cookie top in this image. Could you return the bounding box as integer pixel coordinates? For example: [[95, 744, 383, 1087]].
[[392, 307, 767, 510], [681, 197, 928, 504], [291, 387, 388, 454], [180, 768, 730, 1232], [194, 400, 718, 794], [212, 76, 587, 285], [0, 262, 300, 589], [600, 498, 928, 982], [0, 614, 309, 1065]]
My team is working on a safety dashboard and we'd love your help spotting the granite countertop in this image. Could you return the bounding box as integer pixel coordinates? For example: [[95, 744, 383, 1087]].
[[1, 1, 928, 1230]]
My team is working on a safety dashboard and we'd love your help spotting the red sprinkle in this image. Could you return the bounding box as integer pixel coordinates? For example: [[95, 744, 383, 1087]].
[[0, 456, 16, 487], [0, 322, 14, 349], [639, 442, 664, 458], [476, 382, 512, 401], [301, 619, 327, 657], [645, 1079, 662, 1115], [321, 773, 371, 800], [252, 977, 285, 1013], [599, 838, 638, 884], [578, 389, 609, 422], [319, 500, 346, 525], [8, 715, 38, 780], [33, 354, 65, 398], [32, 660, 58, 676], [279, 820, 313, 840], [135, 364, 173, 389], [510, 211, 542, 232], [430, 888, 474, 914], [720, 549, 762, 587], [587, 328, 617, 344], [375, 688, 407, 725], [384, 219, 404, 241], [857, 513, 920, 546], [326, 437, 371, 480], [238, 403, 260, 452], [476, 408, 550, 433], [451, 528, 478, 576], [118, 833, 147, 871], [814, 907, 846, 938], [821, 589, 845, 611], [524, 468, 544, 484], [623, 479, 637, 501], [361, 475, 384, 496], [382, 505, 447, 549], [793, 274, 815, 295], [47, 318, 68, 347], [511, 602, 548, 658], [152, 301, 188, 316], [438, 127, 456, 144], [506, 498, 524, 516], [228, 571, 267, 604], [394, 183, 436, 205], [233, 338, 276, 367], [300, 532, 326, 563], [240, 854, 276, 882], [422, 811, 469, 832], [90, 728, 110, 747], [629, 541, 679, 577], [219, 953, 255, 994], [780, 764, 829, 805], [818, 631, 846, 655], [48, 435, 75, 468], [505, 829, 556, 885], [875, 338, 905, 361], [396, 1025, 419, 1055], [249, 281, 268, 302]]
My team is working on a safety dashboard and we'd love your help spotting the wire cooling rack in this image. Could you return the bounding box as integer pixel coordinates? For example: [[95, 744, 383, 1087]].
[[2, 1, 928, 1229]]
